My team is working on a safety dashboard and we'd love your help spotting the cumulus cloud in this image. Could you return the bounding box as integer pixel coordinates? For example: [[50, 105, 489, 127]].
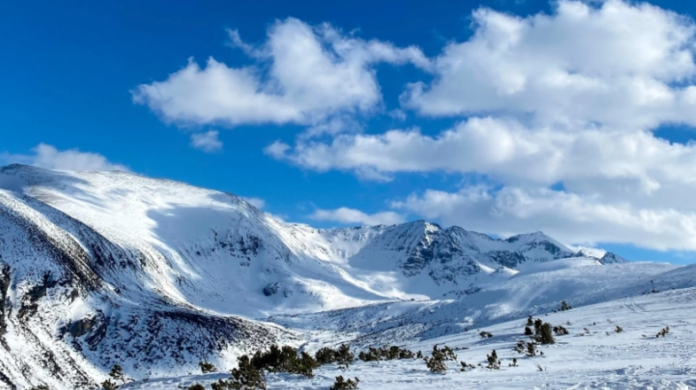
[[392, 186, 696, 251], [268, 1, 696, 252], [131, 1, 696, 252], [133, 18, 430, 127], [402, 0, 696, 129], [274, 115, 696, 249], [190, 130, 223, 152], [310, 207, 404, 226], [1, 144, 128, 172], [270, 117, 696, 193]]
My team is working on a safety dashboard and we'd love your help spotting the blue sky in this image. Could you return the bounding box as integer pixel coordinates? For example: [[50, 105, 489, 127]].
[[3, 0, 696, 264]]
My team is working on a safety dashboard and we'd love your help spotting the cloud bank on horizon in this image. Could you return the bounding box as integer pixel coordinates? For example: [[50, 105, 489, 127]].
[[5, 0, 696, 254]]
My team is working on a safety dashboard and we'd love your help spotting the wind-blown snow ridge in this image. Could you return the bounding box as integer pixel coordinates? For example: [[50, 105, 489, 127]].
[[0, 164, 686, 390]]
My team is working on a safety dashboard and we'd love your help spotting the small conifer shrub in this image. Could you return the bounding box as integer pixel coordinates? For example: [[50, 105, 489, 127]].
[[199, 361, 217, 373], [526, 342, 537, 357], [559, 300, 572, 311], [656, 326, 670, 338], [188, 384, 206, 390], [553, 325, 569, 336], [109, 364, 126, 384], [330, 375, 360, 390], [101, 380, 118, 390], [358, 345, 415, 362], [534, 318, 543, 335], [424, 346, 448, 374], [231, 354, 267, 390], [336, 344, 355, 368], [536, 323, 555, 344], [486, 350, 500, 369], [315, 346, 337, 365], [441, 345, 457, 361], [459, 361, 475, 371], [513, 340, 526, 353]]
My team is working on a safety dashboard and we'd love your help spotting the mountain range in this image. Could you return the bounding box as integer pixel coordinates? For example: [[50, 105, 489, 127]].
[[0, 164, 690, 390]]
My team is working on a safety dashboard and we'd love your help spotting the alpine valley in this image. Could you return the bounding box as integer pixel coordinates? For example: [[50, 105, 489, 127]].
[[0, 164, 694, 389]]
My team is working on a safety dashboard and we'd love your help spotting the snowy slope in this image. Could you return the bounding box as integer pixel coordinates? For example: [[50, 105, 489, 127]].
[[127, 287, 696, 390], [267, 260, 678, 349], [0, 164, 627, 315], [0, 164, 691, 390]]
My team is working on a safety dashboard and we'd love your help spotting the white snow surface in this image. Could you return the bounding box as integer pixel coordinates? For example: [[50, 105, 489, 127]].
[[0, 165, 693, 389], [126, 287, 696, 390]]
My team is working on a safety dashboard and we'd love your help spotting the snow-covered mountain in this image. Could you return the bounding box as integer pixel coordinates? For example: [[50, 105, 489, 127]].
[[0, 164, 685, 390]]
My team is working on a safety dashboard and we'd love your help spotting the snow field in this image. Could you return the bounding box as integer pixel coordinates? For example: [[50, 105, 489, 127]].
[[126, 288, 696, 389]]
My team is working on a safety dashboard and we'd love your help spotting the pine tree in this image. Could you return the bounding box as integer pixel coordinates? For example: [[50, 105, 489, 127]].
[[109, 364, 125, 384], [199, 361, 217, 373], [538, 323, 555, 344], [524, 326, 533, 336], [229, 355, 267, 390], [560, 300, 571, 311], [513, 340, 526, 353], [336, 344, 354, 368], [101, 380, 118, 390], [424, 346, 448, 374], [527, 315, 533, 326], [188, 384, 206, 390], [553, 325, 569, 335], [330, 375, 360, 390], [486, 349, 499, 369], [526, 342, 537, 357], [210, 379, 231, 390], [442, 345, 457, 361], [534, 319, 543, 335], [292, 351, 318, 378], [315, 347, 337, 365]]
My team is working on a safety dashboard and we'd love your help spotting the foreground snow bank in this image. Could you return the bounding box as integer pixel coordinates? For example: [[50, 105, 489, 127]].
[[126, 287, 696, 389]]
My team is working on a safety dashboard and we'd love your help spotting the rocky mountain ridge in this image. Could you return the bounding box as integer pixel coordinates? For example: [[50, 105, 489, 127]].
[[0, 164, 632, 389]]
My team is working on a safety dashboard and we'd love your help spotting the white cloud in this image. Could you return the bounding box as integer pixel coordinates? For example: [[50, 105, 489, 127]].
[[269, 117, 696, 193], [133, 18, 430, 127], [265, 1, 696, 252], [190, 130, 223, 152], [1, 144, 128, 172], [129, 1, 696, 252], [393, 186, 696, 251], [264, 141, 291, 160], [310, 207, 404, 226], [402, 0, 696, 129], [241, 196, 265, 209], [274, 116, 696, 249]]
